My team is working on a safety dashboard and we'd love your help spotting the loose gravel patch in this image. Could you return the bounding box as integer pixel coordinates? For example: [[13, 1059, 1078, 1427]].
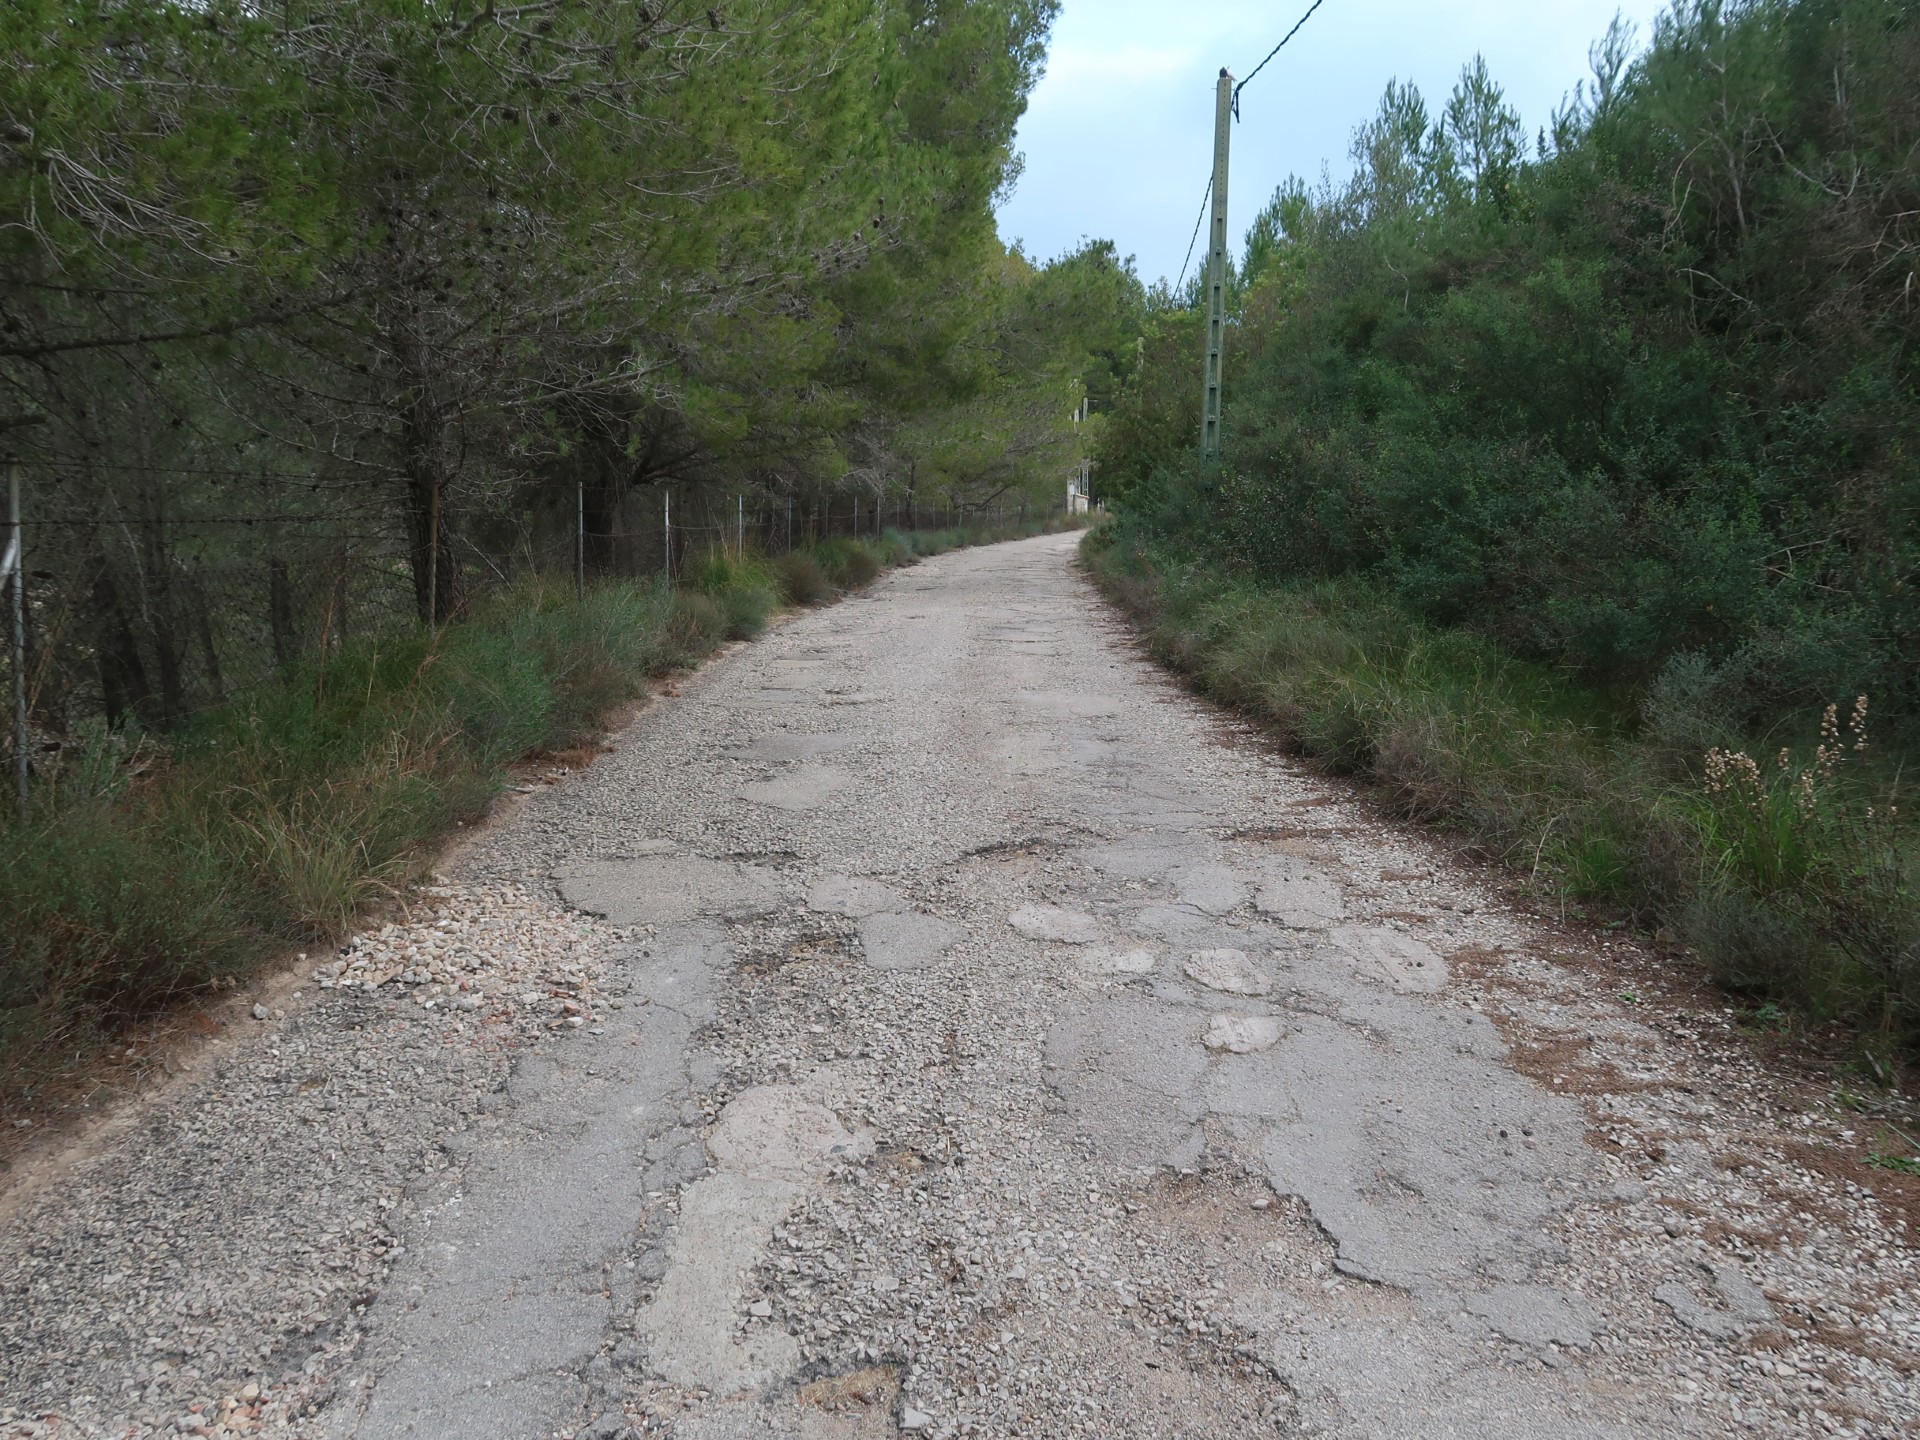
[[0, 884, 633, 1439]]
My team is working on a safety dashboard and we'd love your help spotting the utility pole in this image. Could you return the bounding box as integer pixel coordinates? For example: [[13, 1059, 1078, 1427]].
[[1200, 67, 1234, 463]]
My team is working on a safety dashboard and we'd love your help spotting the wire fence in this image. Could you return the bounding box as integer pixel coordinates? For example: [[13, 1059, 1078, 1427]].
[[0, 462, 1055, 783]]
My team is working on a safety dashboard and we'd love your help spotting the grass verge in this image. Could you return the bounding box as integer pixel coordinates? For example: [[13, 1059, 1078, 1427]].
[[1083, 524, 1918, 1069], [0, 516, 1074, 1106]]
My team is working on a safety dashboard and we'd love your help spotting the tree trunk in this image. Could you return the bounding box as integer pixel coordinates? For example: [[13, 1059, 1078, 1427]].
[[128, 389, 187, 725], [268, 555, 295, 675], [192, 575, 225, 703], [90, 560, 151, 730], [390, 292, 459, 626], [400, 390, 457, 626]]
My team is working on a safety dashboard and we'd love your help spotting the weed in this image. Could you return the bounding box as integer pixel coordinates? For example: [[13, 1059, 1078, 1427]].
[[773, 552, 833, 606], [815, 536, 882, 589], [664, 590, 728, 661], [692, 549, 780, 640]]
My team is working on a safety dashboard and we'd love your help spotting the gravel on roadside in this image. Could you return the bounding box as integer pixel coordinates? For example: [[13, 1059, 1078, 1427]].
[[0, 883, 633, 1440]]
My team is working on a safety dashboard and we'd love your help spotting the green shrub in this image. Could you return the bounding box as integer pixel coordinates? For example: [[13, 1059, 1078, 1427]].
[[432, 627, 556, 769], [664, 589, 728, 662], [0, 808, 254, 1044], [909, 528, 960, 557], [716, 582, 773, 640], [815, 537, 882, 588], [688, 550, 780, 639], [774, 551, 833, 605]]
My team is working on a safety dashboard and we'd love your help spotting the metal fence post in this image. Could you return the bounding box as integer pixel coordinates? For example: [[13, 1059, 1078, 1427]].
[[737, 495, 744, 559], [663, 489, 672, 580], [575, 479, 586, 602]]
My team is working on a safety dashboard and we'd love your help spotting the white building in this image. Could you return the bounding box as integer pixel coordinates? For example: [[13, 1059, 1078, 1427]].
[[1067, 460, 1091, 515]]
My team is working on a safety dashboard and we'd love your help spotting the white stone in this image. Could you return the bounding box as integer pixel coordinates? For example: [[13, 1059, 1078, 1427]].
[[1008, 905, 1101, 944], [1082, 947, 1157, 976], [1181, 948, 1273, 997], [1203, 1014, 1285, 1054], [1332, 926, 1449, 992], [806, 874, 906, 917], [706, 1085, 870, 1180], [860, 911, 960, 971], [1254, 865, 1346, 928], [739, 764, 848, 812]]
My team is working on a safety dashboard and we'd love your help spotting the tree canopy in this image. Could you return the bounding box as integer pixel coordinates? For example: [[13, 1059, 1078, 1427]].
[[2, 0, 1145, 729], [1103, 0, 1920, 728]]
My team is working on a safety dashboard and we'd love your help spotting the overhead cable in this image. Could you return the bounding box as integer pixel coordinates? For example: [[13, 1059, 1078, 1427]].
[[1174, 174, 1213, 295], [1232, 0, 1330, 119]]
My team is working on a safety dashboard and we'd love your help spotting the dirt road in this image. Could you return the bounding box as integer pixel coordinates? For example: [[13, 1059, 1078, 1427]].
[[4, 535, 1914, 1439]]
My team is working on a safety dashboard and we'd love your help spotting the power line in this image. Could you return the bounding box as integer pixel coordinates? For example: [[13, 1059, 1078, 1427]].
[[1174, 174, 1213, 295], [1232, 0, 1331, 119], [1176, 1, 1327, 291]]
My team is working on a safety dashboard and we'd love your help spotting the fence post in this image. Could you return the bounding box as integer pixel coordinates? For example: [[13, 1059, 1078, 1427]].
[[7, 459, 26, 816], [663, 489, 672, 580], [737, 495, 744, 559]]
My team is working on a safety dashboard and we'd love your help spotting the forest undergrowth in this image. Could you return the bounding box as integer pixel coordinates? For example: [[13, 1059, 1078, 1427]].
[[0, 521, 1069, 1106]]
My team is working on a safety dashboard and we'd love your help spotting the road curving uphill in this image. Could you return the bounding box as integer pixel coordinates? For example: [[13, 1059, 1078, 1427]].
[[3, 534, 1914, 1439]]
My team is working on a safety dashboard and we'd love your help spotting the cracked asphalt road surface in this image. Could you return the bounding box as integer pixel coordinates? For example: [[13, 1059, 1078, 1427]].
[[5, 535, 1915, 1439]]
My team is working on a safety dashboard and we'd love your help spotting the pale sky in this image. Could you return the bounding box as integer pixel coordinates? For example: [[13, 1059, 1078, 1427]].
[[997, 0, 1674, 285]]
